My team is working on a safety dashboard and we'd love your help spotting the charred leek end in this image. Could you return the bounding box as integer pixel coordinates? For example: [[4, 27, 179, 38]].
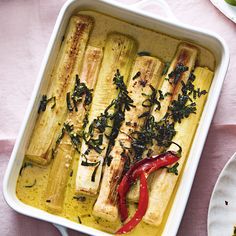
[[45, 46, 103, 213], [80, 46, 103, 89], [127, 42, 198, 203], [25, 15, 94, 165], [171, 43, 198, 100], [156, 42, 198, 120], [75, 33, 137, 196], [92, 56, 163, 222], [143, 67, 213, 226]]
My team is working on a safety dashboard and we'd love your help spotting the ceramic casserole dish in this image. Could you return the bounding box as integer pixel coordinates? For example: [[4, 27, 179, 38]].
[[3, 0, 229, 235]]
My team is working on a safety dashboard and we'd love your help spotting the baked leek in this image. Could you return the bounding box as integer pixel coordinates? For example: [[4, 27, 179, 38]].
[[45, 46, 103, 212], [75, 33, 137, 196], [25, 15, 94, 165], [93, 56, 164, 221], [127, 43, 198, 202], [143, 67, 213, 226]]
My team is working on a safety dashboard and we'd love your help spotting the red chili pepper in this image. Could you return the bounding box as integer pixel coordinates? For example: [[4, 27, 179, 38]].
[[116, 172, 148, 234], [116, 151, 179, 234]]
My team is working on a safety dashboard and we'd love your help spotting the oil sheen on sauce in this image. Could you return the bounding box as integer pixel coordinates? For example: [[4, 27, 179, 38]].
[[16, 10, 215, 235]]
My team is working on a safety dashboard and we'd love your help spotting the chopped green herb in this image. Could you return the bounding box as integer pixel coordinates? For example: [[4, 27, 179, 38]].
[[91, 162, 101, 182], [158, 90, 165, 100], [82, 112, 89, 129], [66, 92, 73, 112], [171, 141, 182, 157], [55, 126, 65, 146], [24, 179, 37, 188], [70, 170, 73, 177], [168, 63, 188, 84], [81, 156, 101, 182], [51, 148, 57, 159], [83, 134, 105, 154], [67, 74, 93, 112], [55, 123, 82, 153], [138, 111, 150, 119], [84, 148, 91, 155], [168, 95, 197, 123], [142, 85, 161, 110], [78, 216, 82, 224], [73, 196, 86, 202], [132, 71, 141, 80], [164, 92, 172, 97], [137, 51, 151, 56], [195, 88, 207, 99], [88, 113, 110, 136], [181, 72, 207, 99], [38, 95, 47, 113], [64, 123, 81, 152], [81, 157, 100, 167], [38, 95, 56, 113], [61, 35, 65, 42], [162, 62, 170, 75], [131, 115, 176, 161], [166, 162, 179, 175], [105, 155, 113, 166], [139, 79, 148, 87], [19, 162, 33, 176]]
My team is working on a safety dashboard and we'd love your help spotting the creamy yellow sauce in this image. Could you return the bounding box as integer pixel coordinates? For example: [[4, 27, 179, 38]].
[[16, 10, 215, 235]]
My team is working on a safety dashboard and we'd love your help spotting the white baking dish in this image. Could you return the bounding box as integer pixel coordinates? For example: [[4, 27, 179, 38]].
[[3, 0, 229, 235]]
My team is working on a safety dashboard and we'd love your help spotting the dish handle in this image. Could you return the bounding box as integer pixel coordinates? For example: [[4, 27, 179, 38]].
[[127, 0, 178, 22], [53, 223, 69, 236]]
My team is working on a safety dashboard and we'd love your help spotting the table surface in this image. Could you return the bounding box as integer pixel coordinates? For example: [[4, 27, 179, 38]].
[[0, 0, 235, 235]]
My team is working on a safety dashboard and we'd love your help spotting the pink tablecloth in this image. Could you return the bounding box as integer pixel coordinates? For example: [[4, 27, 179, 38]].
[[0, 0, 235, 235]]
